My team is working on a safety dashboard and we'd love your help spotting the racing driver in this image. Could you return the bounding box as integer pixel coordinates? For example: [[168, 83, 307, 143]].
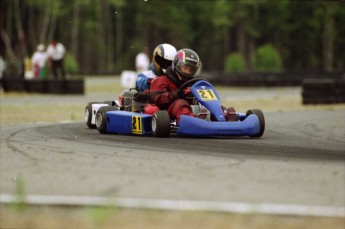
[[149, 48, 238, 122], [149, 48, 203, 122]]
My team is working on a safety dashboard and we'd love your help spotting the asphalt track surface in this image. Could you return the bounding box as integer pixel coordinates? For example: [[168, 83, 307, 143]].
[[1, 109, 345, 216]]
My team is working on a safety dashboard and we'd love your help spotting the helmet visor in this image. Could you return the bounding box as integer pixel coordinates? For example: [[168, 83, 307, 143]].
[[154, 55, 172, 70], [176, 61, 198, 78]]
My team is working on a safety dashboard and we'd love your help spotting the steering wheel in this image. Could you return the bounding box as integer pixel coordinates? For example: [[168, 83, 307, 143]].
[[179, 78, 209, 91], [177, 78, 209, 100]]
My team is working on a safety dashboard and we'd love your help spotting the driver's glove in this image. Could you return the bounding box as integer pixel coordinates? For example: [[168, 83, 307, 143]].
[[172, 89, 183, 99]]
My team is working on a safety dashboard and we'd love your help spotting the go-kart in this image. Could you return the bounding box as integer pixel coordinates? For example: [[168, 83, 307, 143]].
[[84, 78, 265, 138]]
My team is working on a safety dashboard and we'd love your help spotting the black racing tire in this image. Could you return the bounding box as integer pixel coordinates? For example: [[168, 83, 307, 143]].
[[152, 111, 171, 138], [25, 79, 46, 93], [103, 100, 114, 106], [103, 100, 121, 110], [2, 78, 26, 92], [246, 109, 265, 137], [85, 102, 101, 129], [95, 106, 118, 134], [46, 79, 65, 94], [65, 79, 84, 95]]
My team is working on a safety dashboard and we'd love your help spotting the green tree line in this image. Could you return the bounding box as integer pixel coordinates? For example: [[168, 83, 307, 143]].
[[1, 0, 344, 76]]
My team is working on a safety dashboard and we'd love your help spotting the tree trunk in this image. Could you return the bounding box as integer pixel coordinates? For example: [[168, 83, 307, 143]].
[[247, 36, 255, 71], [223, 27, 230, 67], [71, 0, 80, 64], [47, 1, 58, 43], [13, 0, 27, 58], [39, 1, 52, 45], [115, 9, 123, 72], [28, 6, 38, 52], [236, 23, 247, 70], [1, 29, 16, 59], [322, 3, 334, 72], [100, 0, 110, 73], [107, 18, 115, 72]]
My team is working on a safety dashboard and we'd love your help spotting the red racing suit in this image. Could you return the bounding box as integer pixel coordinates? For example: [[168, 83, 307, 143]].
[[149, 72, 196, 122]]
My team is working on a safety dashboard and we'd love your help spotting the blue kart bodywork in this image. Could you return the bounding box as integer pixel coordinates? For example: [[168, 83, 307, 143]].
[[106, 111, 153, 135], [99, 80, 264, 137], [177, 114, 260, 136]]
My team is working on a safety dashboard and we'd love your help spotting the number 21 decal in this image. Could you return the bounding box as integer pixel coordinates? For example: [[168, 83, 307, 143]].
[[132, 116, 142, 134], [197, 89, 218, 101]]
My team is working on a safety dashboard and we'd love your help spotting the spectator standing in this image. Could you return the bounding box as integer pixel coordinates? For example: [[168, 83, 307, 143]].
[[47, 41, 66, 79], [135, 48, 150, 72], [31, 44, 48, 79]]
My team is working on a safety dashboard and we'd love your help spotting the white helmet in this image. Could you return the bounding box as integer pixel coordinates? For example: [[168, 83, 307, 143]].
[[152, 43, 177, 74]]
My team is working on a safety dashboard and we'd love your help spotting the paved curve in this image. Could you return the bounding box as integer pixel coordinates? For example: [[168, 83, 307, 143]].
[[1, 110, 344, 211]]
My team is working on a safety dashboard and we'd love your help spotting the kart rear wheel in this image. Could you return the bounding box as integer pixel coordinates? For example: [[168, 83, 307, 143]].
[[246, 109, 265, 137], [102, 100, 114, 106], [85, 102, 102, 129], [95, 106, 118, 134], [152, 111, 171, 137]]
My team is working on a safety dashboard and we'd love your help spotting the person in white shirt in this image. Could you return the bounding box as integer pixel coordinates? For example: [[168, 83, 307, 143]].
[[47, 41, 66, 79], [135, 48, 150, 72], [31, 44, 48, 79]]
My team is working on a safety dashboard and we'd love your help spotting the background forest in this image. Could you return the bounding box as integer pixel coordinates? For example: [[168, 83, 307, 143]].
[[1, 0, 345, 76]]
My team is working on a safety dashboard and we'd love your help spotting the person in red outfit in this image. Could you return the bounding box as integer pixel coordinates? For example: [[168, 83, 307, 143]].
[[149, 49, 201, 122]]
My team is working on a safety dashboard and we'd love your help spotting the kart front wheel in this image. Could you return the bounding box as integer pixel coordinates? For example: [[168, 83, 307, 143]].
[[246, 109, 265, 137], [152, 111, 171, 137], [95, 106, 118, 134]]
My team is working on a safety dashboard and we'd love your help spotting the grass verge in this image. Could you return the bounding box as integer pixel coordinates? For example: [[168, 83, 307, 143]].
[[1, 204, 344, 229]]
